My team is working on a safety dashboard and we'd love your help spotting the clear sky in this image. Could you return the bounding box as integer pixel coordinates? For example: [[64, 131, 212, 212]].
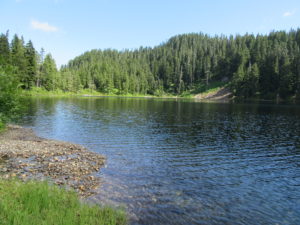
[[1, 0, 299, 67]]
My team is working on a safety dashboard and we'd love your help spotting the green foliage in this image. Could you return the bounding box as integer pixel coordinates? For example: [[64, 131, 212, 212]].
[[232, 63, 260, 98], [1, 29, 300, 99], [24, 87, 70, 97], [192, 81, 228, 94], [63, 30, 300, 99], [0, 179, 127, 225], [40, 54, 59, 91], [24, 40, 37, 89], [0, 31, 10, 66], [0, 120, 5, 132], [10, 35, 27, 87], [0, 66, 22, 123]]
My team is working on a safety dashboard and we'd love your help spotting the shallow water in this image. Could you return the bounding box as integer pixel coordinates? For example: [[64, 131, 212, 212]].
[[20, 97, 300, 225]]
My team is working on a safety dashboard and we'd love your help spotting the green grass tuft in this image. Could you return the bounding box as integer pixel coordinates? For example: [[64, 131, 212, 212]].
[[22, 87, 179, 98], [0, 179, 127, 225], [0, 118, 6, 133]]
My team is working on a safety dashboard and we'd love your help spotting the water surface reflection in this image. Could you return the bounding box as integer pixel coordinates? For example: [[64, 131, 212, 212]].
[[20, 97, 300, 225]]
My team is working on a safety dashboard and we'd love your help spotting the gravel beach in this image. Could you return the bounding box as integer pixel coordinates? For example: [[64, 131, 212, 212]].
[[0, 125, 106, 197]]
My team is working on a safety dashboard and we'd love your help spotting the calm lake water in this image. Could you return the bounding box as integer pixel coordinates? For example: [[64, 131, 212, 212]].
[[19, 97, 300, 225]]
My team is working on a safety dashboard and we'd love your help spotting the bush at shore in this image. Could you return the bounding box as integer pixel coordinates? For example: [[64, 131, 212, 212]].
[[0, 179, 127, 225]]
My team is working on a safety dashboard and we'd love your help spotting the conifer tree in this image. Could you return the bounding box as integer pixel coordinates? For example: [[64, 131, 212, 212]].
[[0, 31, 10, 66]]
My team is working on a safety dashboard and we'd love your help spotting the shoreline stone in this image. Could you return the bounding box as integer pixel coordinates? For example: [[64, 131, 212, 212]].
[[0, 125, 105, 197]]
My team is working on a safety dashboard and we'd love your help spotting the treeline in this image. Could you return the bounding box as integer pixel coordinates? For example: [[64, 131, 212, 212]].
[[0, 31, 58, 126], [0, 31, 59, 91], [1, 30, 300, 99], [63, 29, 300, 98]]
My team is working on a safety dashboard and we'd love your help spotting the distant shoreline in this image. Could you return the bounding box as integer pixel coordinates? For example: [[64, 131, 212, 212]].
[[22, 89, 300, 104]]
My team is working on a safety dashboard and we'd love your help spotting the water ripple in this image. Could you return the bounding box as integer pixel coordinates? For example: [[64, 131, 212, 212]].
[[21, 97, 300, 225]]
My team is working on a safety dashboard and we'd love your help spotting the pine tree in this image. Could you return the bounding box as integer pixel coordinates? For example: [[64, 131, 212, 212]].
[[41, 54, 58, 91], [0, 31, 10, 66], [24, 40, 37, 89], [11, 34, 27, 87], [36, 48, 45, 87]]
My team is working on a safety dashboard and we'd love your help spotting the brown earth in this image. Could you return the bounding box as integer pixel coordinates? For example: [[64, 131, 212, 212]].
[[194, 87, 233, 101]]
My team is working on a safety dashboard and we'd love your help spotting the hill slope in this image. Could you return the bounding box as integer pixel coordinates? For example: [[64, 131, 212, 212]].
[[61, 30, 300, 99], [194, 87, 232, 101]]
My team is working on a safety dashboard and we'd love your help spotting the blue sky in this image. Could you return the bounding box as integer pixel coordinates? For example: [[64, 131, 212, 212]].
[[1, 0, 299, 67]]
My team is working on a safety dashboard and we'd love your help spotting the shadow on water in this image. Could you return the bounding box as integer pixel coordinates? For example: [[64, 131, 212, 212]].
[[20, 97, 300, 225]]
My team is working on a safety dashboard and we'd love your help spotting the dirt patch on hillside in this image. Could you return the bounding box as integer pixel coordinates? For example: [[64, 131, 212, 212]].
[[194, 87, 233, 101]]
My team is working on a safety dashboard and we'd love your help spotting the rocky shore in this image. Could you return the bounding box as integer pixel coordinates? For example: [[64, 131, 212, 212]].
[[0, 125, 105, 197]]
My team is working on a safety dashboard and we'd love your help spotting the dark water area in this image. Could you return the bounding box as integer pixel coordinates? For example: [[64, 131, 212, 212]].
[[19, 97, 300, 225]]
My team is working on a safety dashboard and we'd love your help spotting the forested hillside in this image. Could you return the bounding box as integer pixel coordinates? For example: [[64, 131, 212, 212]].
[[1, 30, 300, 99], [64, 30, 300, 98]]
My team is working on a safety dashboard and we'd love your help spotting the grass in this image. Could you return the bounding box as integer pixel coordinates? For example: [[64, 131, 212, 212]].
[[198, 86, 223, 95], [22, 82, 230, 99], [22, 87, 77, 97], [0, 179, 127, 225], [22, 87, 178, 98], [0, 118, 7, 133], [0, 121, 4, 132]]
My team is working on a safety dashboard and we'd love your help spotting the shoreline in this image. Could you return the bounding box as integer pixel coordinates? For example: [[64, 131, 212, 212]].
[[0, 125, 106, 197], [24, 90, 300, 104]]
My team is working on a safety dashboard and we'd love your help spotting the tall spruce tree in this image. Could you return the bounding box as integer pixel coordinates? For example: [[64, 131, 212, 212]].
[[10, 34, 27, 87], [0, 31, 10, 66], [41, 54, 58, 91], [24, 40, 37, 89]]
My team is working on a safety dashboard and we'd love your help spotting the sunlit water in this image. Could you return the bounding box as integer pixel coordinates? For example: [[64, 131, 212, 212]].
[[19, 97, 300, 225]]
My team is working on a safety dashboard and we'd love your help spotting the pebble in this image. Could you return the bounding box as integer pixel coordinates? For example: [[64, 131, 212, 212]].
[[0, 125, 106, 197]]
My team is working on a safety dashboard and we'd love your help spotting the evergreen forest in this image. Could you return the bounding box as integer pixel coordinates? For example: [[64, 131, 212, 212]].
[[1, 29, 300, 99]]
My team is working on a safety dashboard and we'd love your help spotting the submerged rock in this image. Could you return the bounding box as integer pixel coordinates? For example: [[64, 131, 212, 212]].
[[0, 125, 105, 197]]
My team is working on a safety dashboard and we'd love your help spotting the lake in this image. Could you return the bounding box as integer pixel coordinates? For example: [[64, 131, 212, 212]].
[[19, 97, 300, 225]]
